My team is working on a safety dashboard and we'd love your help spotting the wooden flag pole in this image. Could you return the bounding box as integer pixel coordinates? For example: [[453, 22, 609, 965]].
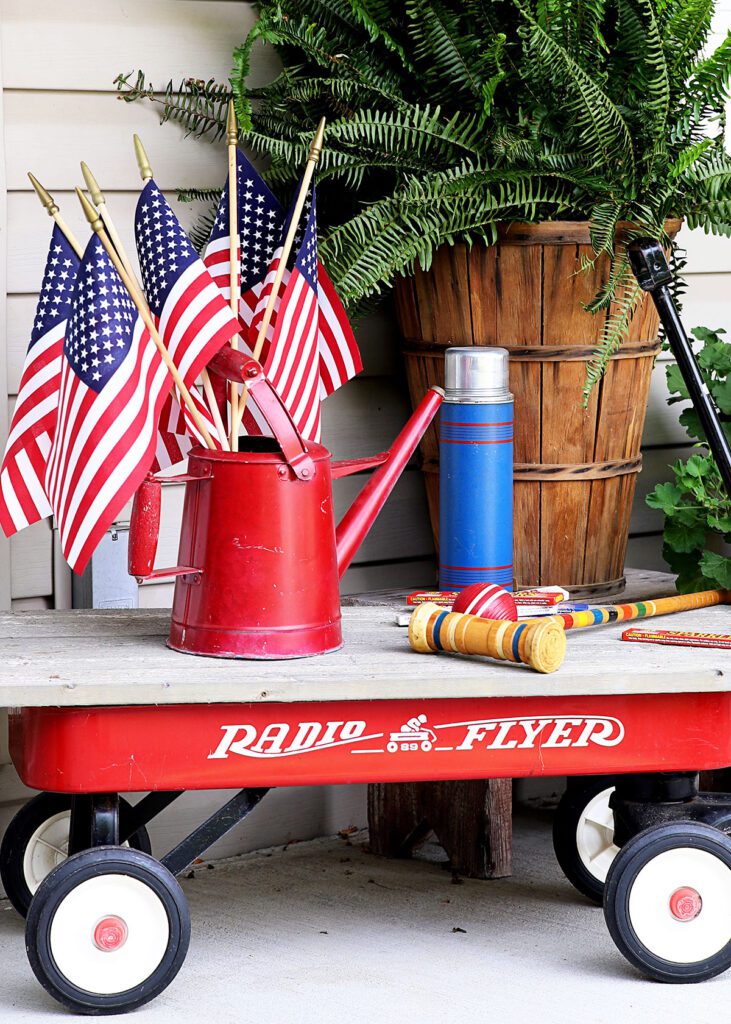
[[131, 136, 230, 450], [76, 188, 216, 450], [234, 118, 326, 432], [226, 101, 241, 451], [80, 162, 138, 283], [28, 173, 84, 259]]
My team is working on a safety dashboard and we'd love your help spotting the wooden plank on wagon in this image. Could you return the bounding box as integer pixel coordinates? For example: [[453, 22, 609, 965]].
[[0, 594, 727, 706]]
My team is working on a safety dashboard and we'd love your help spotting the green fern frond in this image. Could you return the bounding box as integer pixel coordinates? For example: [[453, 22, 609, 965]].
[[185, 202, 219, 254], [664, 0, 714, 86], [515, 1, 636, 185], [177, 188, 223, 204], [323, 174, 573, 303], [115, 72, 231, 141], [325, 106, 482, 158], [589, 201, 623, 257], [405, 0, 486, 101], [583, 272, 642, 402], [118, 0, 731, 396], [347, 0, 413, 65]]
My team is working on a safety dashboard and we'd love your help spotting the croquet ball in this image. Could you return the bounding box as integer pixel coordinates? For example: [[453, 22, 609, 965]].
[[452, 583, 518, 621]]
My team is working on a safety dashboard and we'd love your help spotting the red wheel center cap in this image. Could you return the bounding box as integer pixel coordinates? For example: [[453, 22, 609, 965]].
[[669, 887, 703, 922], [93, 916, 129, 951]]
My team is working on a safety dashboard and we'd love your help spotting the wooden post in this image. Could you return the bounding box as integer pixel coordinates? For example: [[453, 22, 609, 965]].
[[367, 779, 513, 879]]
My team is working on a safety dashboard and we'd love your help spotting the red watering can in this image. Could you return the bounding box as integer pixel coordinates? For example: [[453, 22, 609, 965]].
[[128, 349, 443, 659]]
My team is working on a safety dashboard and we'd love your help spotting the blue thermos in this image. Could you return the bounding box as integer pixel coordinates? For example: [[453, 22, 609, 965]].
[[439, 347, 514, 592]]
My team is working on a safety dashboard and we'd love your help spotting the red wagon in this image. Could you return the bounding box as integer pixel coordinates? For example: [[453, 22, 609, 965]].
[[1, 589, 730, 1013]]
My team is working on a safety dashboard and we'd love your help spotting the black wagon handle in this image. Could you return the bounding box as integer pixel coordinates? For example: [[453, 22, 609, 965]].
[[628, 239, 731, 497]]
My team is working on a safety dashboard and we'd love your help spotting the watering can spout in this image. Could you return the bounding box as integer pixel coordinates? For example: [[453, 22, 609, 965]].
[[335, 386, 444, 578]]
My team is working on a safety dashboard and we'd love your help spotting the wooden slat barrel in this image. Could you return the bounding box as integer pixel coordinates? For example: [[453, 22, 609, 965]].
[[394, 220, 681, 599]]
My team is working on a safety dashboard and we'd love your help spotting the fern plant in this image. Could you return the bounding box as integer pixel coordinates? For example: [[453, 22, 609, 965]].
[[116, 0, 731, 397]]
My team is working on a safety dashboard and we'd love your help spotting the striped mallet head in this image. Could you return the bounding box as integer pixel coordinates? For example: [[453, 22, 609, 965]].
[[452, 582, 518, 621], [408, 603, 566, 674]]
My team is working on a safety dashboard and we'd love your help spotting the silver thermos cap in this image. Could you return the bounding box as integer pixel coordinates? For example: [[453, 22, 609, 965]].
[[443, 347, 512, 404]]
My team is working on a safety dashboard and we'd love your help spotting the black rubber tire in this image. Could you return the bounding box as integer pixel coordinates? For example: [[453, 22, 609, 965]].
[[26, 846, 190, 1014], [552, 776, 618, 905], [0, 793, 152, 918], [604, 821, 731, 983]]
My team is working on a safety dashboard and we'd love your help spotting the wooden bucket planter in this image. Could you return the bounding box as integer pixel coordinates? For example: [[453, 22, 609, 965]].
[[394, 220, 681, 599]]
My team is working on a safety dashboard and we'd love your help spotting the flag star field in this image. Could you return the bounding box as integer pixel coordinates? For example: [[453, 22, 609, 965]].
[[64, 238, 137, 391]]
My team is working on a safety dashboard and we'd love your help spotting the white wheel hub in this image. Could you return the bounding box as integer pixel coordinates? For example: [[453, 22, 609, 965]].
[[49, 873, 170, 994], [628, 846, 731, 963], [24, 812, 132, 896], [24, 813, 72, 896], [576, 787, 618, 883]]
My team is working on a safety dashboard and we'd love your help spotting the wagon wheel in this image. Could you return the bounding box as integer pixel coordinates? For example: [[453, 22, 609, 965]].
[[604, 821, 731, 983], [552, 777, 618, 905], [26, 846, 190, 1014], [0, 793, 152, 918]]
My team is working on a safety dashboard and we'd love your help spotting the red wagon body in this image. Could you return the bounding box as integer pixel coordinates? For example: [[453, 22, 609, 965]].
[[3, 598, 731, 1011], [11, 689, 731, 793]]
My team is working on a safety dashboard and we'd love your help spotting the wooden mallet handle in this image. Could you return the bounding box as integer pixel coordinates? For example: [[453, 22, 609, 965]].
[[408, 603, 566, 674]]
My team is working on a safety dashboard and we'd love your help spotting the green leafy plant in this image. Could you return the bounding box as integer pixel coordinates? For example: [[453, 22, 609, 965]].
[[646, 327, 731, 592], [117, 0, 731, 397]]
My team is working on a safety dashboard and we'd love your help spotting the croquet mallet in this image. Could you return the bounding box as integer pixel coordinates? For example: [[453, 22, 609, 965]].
[[408, 588, 730, 674]]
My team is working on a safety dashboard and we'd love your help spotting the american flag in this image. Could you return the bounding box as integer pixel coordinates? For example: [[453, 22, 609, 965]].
[[44, 236, 174, 573], [135, 180, 241, 460], [263, 195, 322, 441], [151, 386, 221, 472], [0, 226, 80, 537], [203, 149, 361, 427]]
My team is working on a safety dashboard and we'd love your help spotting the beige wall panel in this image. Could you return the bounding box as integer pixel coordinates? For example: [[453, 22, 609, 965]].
[[642, 356, 691, 449], [10, 520, 53, 599], [629, 445, 694, 536], [10, 596, 52, 611], [341, 556, 436, 595], [320, 376, 413, 460], [682, 273, 731, 337], [6, 191, 208, 295], [626, 534, 667, 573], [0, 1, 266, 91], [4, 90, 231, 192], [680, 226, 731, 276]]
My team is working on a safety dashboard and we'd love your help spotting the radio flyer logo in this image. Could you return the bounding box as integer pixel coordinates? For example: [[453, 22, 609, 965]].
[[208, 712, 625, 760]]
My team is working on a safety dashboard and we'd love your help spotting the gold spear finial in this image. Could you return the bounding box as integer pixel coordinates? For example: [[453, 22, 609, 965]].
[[28, 172, 59, 216], [133, 134, 153, 182], [226, 99, 238, 146], [76, 187, 104, 233], [80, 162, 104, 208], [308, 117, 326, 163]]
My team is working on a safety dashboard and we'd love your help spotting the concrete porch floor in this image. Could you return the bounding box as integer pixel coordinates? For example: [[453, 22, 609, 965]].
[[0, 808, 723, 1024]]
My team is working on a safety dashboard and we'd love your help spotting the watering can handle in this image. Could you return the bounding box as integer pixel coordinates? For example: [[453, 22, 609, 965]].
[[208, 348, 316, 481], [128, 471, 205, 581]]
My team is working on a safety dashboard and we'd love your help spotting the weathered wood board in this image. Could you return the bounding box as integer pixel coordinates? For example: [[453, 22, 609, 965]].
[[0, 598, 726, 708]]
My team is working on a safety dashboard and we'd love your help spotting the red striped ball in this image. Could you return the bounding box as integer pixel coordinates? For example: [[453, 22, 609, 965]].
[[451, 583, 518, 622]]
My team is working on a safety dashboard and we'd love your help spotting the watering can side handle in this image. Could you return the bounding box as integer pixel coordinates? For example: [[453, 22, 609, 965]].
[[128, 474, 203, 582], [128, 475, 161, 579]]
